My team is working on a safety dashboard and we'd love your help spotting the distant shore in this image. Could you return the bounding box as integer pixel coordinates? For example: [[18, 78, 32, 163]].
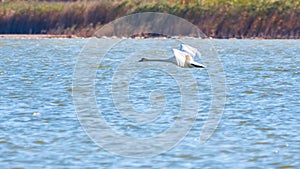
[[0, 34, 297, 39], [0, 34, 77, 39], [0, 0, 299, 39]]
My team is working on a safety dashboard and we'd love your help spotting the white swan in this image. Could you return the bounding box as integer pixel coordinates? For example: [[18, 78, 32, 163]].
[[139, 44, 205, 68]]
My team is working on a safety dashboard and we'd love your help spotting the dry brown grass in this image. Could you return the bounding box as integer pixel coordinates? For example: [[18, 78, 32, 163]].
[[0, 0, 299, 38]]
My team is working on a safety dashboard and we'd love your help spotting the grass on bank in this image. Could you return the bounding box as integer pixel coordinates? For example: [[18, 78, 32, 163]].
[[0, 0, 299, 38]]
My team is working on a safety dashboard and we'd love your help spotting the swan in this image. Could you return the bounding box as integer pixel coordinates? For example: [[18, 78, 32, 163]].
[[139, 44, 205, 68]]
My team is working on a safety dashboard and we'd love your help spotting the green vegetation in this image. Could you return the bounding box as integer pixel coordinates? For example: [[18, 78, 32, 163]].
[[0, 0, 299, 38]]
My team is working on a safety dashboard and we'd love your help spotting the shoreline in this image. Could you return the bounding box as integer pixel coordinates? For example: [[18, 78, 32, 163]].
[[0, 34, 77, 39], [0, 34, 299, 40], [1, 1, 299, 39]]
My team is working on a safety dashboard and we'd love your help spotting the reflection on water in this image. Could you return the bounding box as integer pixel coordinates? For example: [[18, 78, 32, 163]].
[[0, 39, 299, 168]]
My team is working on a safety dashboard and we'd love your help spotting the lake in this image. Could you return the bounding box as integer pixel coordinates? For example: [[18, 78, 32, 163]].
[[0, 38, 299, 168]]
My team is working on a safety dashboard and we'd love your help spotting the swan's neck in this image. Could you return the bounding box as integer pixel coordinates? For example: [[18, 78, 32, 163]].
[[143, 58, 171, 62]]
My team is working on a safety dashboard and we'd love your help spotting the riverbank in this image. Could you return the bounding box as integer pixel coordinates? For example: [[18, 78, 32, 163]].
[[0, 34, 279, 39], [1, 0, 299, 39], [0, 34, 76, 39]]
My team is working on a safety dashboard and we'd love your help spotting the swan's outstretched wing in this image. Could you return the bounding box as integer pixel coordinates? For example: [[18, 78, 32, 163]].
[[180, 44, 200, 58], [172, 49, 188, 67]]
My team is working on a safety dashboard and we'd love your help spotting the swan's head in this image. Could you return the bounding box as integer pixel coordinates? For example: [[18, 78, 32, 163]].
[[139, 58, 146, 62]]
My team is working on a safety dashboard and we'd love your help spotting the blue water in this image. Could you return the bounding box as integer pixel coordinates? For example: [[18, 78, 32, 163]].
[[0, 39, 299, 168]]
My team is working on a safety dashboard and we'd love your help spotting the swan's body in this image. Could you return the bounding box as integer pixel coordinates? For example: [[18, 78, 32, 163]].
[[139, 44, 205, 68]]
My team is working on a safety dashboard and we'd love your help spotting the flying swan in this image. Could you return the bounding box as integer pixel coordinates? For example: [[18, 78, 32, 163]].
[[139, 44, 205, 68]]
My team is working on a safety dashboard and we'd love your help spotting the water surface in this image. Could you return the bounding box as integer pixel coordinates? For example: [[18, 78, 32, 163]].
[[0, 39, 299, 168]]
